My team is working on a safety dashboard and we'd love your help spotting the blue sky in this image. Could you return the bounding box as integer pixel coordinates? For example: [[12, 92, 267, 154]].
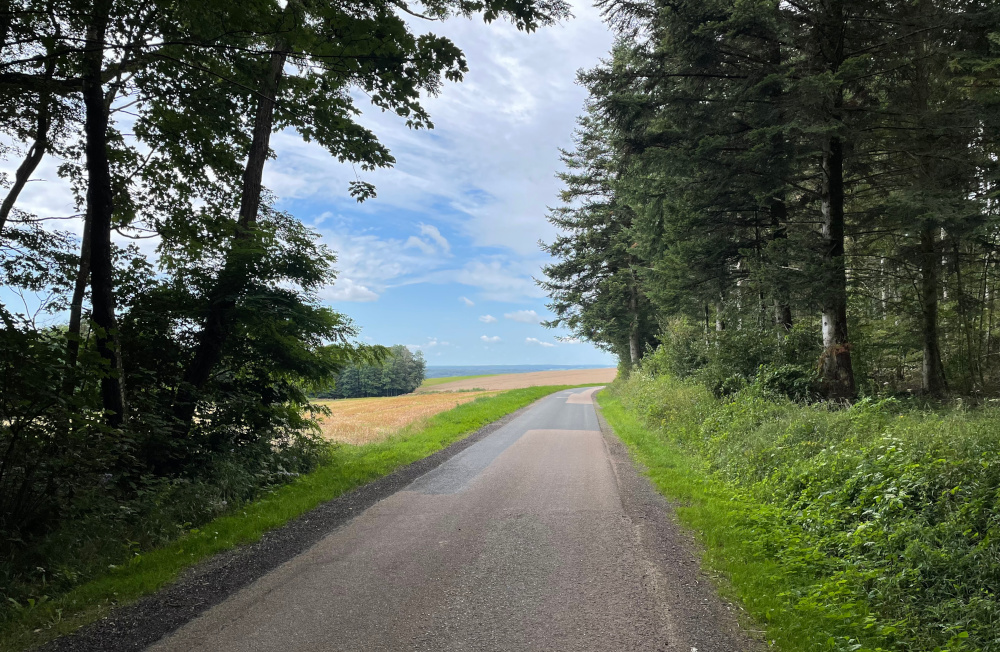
[[1, 1, 617, 367], [260, 2, 616, 366]]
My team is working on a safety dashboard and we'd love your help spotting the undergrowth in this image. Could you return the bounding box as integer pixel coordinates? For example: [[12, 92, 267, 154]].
[[1, 385, 572, 651], [603, 373, 1000, 652]]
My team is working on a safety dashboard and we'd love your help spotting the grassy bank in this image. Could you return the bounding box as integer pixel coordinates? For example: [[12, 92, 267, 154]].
[[601, 374, 1000, 652], [3, 385, 571, 651]]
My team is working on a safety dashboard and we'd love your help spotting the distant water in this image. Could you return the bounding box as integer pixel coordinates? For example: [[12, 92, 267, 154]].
[[424, 364, 614, 379]]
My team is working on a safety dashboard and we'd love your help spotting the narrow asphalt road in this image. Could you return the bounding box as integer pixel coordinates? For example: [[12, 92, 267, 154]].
[[143, 387, 759, 652]]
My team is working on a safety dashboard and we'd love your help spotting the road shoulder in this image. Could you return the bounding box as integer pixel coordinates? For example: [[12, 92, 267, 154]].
[[40, 400, 542, 652], [594, 399, 766, 652]]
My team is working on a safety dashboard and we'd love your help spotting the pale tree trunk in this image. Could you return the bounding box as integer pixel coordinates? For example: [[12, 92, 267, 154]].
[[815, 0, 855, 400], [82, 0, 126, 426], [0, 60, 55, 235], [628, 281, 640, 367], [819, 135, 856, 399]]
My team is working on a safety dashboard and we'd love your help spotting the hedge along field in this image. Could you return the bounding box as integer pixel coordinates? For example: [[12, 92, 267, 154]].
[[603, 373, 1000, 652], [1, 385, 575, 652]]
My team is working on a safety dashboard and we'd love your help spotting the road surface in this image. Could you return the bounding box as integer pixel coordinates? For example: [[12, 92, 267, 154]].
[[144, 386, 756, 651]]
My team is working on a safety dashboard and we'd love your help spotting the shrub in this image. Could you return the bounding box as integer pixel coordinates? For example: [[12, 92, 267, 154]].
[[611, 372, 1000, 651]]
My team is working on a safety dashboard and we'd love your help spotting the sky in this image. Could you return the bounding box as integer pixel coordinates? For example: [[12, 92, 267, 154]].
[[2, 1, 617, 367]]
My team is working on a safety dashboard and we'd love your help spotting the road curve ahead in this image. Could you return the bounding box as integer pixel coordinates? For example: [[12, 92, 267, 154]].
[[149, 387, 755, 652]]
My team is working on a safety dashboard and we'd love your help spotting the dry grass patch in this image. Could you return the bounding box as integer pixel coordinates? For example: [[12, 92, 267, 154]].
[[314, 391, 498, 444]]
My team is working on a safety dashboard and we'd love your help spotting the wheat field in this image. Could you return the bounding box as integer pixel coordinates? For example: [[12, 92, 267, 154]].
[[415, 368, 616, 393], [313, 391, 498, 445]]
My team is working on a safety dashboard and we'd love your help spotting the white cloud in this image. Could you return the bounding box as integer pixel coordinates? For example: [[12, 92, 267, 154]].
[[481, 335, 501, 343], [525, 337, 555, 348], [479, 314, 497, 323], [453, 259, 545, 302], [263, 0, 613, 257], [319, 278, 379, 302], [419, 223, 450, 253], [505, 309, 541, 324], [405, 223, 451, 257], [459, 296, 475, 307], [408, 337, 448, 351], [404, 236, 437, 256]]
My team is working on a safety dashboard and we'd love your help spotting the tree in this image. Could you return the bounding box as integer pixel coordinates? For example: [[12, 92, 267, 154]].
[[540, 103, 658, 369]]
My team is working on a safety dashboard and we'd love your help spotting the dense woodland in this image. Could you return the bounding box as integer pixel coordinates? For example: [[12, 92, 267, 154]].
[[543, 0, 1000, 400], [317, 344, 426, 398], [0, 0, 566, 614]]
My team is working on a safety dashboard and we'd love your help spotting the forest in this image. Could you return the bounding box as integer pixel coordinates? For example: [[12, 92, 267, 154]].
[[316, 344, 426, 398], [543, 0, 1000, 401], [0, 0, 566, 626], [543, 2, 1000, 648]]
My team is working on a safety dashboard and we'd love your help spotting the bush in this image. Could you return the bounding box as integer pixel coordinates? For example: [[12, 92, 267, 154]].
[[641, 318, 821, 399], [611, 372, 1000, 651]]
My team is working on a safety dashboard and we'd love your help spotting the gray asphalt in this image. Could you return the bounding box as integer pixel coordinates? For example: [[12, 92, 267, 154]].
[[146, 387, 761, 652]]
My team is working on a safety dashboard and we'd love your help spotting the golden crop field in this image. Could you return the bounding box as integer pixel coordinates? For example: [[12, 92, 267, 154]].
[[415, 368, 616, 393], [313, 391, 498, 445]]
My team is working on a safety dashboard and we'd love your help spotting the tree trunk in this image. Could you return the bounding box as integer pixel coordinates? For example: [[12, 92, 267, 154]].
[[63, 209, 92, 393], [0, 0, 12, 54], [819, 135, 856, 400], [82, 1, 126, 426], [0, 60, 55, 235], [919, 223, 946, 396], [815, 0, 855, 400], [771, 199, 793, 332], [173, 36, 291, 431], [628, 281, 640, 367]]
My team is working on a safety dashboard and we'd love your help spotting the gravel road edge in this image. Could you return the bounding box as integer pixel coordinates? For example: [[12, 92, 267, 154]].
[[39, 399, 544, 652], [593, 397, 767, 651]]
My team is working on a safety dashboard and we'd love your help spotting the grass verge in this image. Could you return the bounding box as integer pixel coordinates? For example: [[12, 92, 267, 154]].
[[601, 373, 997, 652], [4, 384, 573, 652], [597, 391, 816, 651]]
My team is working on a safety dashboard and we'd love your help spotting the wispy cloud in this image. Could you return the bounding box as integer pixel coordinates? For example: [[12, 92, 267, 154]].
[[319, 278, 378, 302], [407, 337, 448, 351], [525, 337, 555, 348], [505, 309, 541, 323], [481, 335, 501, 343], [479, 314, 497, 323], [459, 296, 475, 307], [419, 223, 451, 253]]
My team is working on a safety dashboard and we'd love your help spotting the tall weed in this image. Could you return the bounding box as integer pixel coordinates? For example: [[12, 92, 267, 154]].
[[612, 373, 1000, 651]]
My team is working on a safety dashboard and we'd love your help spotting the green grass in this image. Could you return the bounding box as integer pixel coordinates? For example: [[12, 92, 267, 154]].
[[597, 391, 816, 651], [601, 372, 999, 652], [3, 384, 575, 652], [418, 374, 498, 388]]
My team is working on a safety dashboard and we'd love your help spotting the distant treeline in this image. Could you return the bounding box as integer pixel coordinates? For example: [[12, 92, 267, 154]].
[[318, 345, 426, 399]]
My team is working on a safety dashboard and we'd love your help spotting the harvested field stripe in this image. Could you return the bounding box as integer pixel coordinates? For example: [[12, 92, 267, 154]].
[[314, 391, 499, 445], [419, 374, 498, 388], [416, 368, 617, 393]]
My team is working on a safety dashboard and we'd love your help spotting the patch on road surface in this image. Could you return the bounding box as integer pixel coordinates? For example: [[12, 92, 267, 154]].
[[407, 428, 599, 496], [565, 386, 602, 404]]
